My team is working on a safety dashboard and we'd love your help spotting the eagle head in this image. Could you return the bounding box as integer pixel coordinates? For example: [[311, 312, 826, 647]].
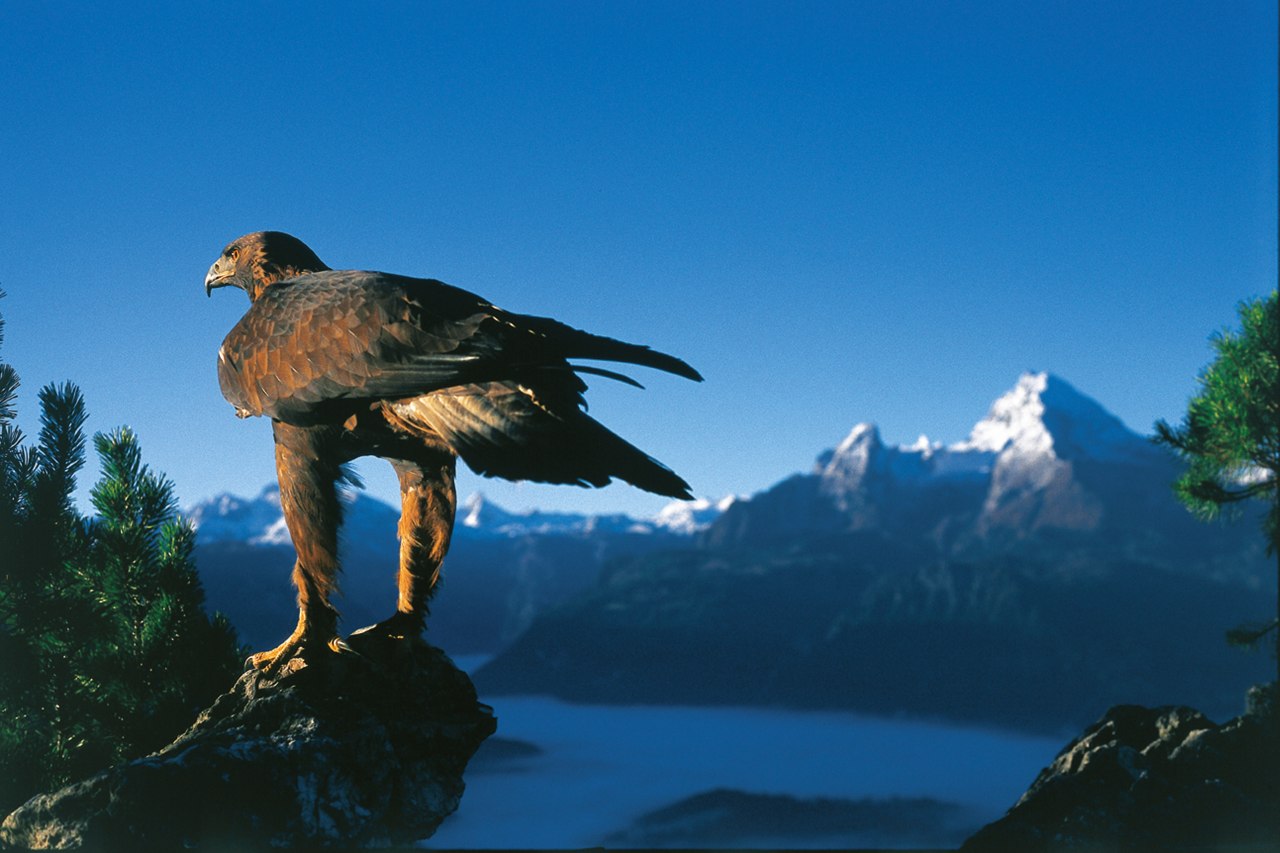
[[204, 231, 329, 301]]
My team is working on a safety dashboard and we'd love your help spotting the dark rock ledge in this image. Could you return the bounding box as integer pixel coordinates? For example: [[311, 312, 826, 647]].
[[963, 684, 1278, 851], [0, 635, 495, 849]]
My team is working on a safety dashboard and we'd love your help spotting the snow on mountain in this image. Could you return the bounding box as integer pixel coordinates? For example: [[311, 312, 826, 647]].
[[458, 492, 521, 531], [188, 487, 731, 545], [188, 372, 1146, 550], [828, 373, 1150, 480], [818, 423, 884, 483], [457, 493, 642, 537], [813, 417, 988, 513], [948, 372, 1160, 527], [184, 484, 402, 547], [813, 373, 1145, 500], [704, 371, 1190, 549], [955, 372, 1148, 461], [450, 492, 736, 537], [478, 373, 1273, 727], [185, 484, 289, 546], [652, 495, 739, 535], [954, 372, 1055, 455]]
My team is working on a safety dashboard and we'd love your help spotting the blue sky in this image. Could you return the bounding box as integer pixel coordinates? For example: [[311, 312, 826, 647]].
[[1, 1, 1276, 518]]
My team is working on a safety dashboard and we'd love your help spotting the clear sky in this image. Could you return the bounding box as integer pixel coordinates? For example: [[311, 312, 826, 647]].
[[1, 1, 1276, 518]]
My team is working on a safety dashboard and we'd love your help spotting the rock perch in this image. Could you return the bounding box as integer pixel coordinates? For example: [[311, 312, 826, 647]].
[[963, 684, 1278, 851], [0, 634, 495, 848]]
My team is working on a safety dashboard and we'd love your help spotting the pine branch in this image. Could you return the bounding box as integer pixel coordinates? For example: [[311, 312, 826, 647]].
[[0, 364, 19, 423], [32, 384, 88, 520]]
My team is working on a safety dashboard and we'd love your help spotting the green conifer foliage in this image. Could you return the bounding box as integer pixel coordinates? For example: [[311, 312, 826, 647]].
[[0, 293, 242, 814], [80, 427, 242, 762], [1155, 292, 1280, 673], [0, 293, 99, 808]]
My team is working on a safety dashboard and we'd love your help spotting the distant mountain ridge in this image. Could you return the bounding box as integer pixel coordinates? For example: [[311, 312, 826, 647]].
[[702, 372, 1258, 584], [188, 486, 733, 545], [186, 485, 728, 654], [475, 372, 1273, 731], [191, 371, 1155, 551]]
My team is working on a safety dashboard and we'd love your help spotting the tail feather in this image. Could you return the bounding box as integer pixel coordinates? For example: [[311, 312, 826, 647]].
[[517, 314, 704, 382]]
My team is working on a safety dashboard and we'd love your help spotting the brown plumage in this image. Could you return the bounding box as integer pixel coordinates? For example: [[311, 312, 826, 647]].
[[206, 231, 701, 670]]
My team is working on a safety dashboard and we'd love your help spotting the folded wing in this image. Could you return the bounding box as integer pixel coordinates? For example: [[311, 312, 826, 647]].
[[217, 270, 701, 426], [388, 383, 694, 499], [218, 268, 701, 425]]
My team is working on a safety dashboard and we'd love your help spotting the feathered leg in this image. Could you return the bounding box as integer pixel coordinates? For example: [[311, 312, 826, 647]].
[[394, 456, 457, 622], [247, 421, 347, 672], [353, 454, 457, 641]]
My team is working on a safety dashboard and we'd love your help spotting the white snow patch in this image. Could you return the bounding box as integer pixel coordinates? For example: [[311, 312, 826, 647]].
[[953, 372, 1055, 456], [252, 516, 294, 546], [652, 496, 734, 534]]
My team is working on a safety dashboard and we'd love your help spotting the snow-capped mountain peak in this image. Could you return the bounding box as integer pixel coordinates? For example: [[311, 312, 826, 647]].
[[811, 374, 1111, 493], [838, 422, 881, 450], [706, 371, 1171, 549], [185, 482, 398, 547], [954, 372, 1055, 455], [460, 492, 521, 530], [952, 372, 1145, 461], [818, 422, 883, 480], [184, 484, 287, 545]]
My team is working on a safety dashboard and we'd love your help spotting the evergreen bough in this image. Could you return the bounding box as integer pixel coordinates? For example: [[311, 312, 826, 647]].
[[1155, 292, 1280, 677], [0, 292, 242, 814]]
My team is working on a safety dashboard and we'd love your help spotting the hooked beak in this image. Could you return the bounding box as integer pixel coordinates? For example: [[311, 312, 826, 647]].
[[204, 256, 236, 297]]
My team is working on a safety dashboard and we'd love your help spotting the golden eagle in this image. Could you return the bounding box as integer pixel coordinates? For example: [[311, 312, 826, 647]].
[[206, 231, 701, 671]]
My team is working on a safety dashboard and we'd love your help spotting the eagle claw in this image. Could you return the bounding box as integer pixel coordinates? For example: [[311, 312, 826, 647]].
[[349, 611, 426, 643], [245, 611, 348, 675]]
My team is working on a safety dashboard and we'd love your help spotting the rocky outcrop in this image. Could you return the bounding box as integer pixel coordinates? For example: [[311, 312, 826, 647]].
[[963, 684, 1279, 851], [0, 635, 495, 849]]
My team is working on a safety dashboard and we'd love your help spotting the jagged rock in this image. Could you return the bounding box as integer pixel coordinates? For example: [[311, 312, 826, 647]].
[[962, 684, 1280, 851], [0, 635, 495, 849]]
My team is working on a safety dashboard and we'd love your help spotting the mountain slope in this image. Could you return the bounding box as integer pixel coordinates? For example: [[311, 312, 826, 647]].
[[702, 373, 1263, 584], [475, 539, 1270, 732], [476, 373, 1274, 731]]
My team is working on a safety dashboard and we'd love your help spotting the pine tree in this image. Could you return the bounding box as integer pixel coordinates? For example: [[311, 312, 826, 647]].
[[78, 427, 242, 762], [0, 293, 242, 813], [1155, 292, 1280, 680], [0, 293, 98, 809]]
